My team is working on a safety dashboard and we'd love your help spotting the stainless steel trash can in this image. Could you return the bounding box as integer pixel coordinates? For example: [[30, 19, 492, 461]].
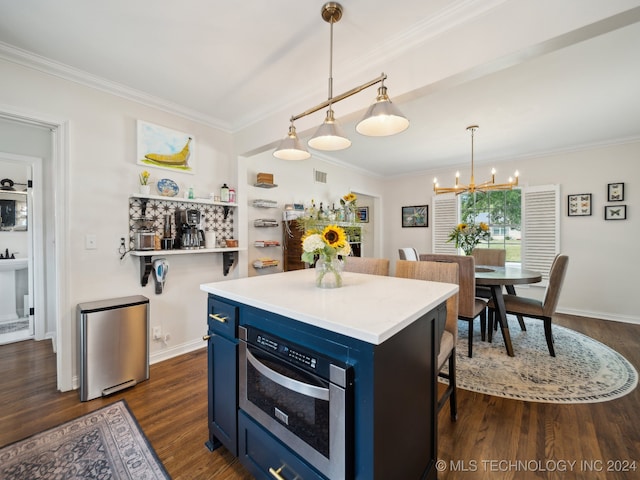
[[78, 295, 149, 401]]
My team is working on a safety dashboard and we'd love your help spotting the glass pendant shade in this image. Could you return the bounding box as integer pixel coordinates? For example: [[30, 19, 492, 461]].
[[273, 125, 311, 160], [308, 109, 352, 151], [356, 86, 409, 137]]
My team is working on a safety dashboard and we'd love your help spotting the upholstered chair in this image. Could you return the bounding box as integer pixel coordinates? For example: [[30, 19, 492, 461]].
[[398, 247, 419, 261], [396, 259, 459, 421], [419, 253, 488, 358], [472, 247, 527, 331], [343, 256, 390, 276], [488, 254, 569, 357]]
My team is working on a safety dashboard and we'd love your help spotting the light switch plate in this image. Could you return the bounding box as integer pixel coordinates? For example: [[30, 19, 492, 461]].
[[85, 234, 97, 250]]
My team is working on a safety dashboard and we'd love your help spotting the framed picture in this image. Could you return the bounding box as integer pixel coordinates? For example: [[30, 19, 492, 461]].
[[607, 182, 624, 202], [137, 120, 195, 174], [357, 206, 369, 223], [604, 205, 626, 220], [402, 205, 428, 227], [567, 194, 592, 216]]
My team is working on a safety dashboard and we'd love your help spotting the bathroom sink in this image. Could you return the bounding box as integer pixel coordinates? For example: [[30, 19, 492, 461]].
[[0, 258, 28, 272]]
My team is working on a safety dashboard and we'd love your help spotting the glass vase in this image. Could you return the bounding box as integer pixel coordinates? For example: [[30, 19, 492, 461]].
[[315, 255, 344, 288]]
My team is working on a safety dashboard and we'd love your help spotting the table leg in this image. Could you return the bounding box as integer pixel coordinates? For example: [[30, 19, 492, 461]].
[[490, 285, 514, 357], [505, 285, 526, 331]]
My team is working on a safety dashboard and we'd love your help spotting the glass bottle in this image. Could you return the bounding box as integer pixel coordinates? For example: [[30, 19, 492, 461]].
[[221, 183, 230, 202]]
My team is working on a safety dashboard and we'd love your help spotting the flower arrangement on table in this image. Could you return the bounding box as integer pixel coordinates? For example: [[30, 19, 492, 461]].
[[301, 224, 351, 288], [447, 222, 490, 255]]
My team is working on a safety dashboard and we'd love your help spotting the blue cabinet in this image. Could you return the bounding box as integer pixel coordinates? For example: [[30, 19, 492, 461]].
[[205, 297, 238, 455], [206, 292, 443, 479]]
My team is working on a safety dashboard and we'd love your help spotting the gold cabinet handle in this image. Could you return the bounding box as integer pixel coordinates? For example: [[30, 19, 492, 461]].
[[209, 313, 228, 323], [268, 466, 286, 480], [202, 334, 211, 341]]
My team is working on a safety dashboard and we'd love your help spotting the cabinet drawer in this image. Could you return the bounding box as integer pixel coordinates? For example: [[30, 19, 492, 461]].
[[208, 296, 238, 339], [238, 411, 326, 480]]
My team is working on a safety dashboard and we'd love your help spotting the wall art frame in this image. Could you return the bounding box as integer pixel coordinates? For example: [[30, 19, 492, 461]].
[[357, 206, 369, 223], [604, 205, 626, 220], [607, 182, 624, 202], [567, 193, 592, 217], [137, 120, 195, 174], [402, 205, 428, 227]]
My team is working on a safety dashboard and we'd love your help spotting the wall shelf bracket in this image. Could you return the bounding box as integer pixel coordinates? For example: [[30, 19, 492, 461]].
[[223, 251, 236, 276], [139, 255, 153, 286], [223, 206, 230, 219]]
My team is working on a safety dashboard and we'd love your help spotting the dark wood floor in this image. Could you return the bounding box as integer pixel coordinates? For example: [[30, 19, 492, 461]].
[[1, 313, 638, 479]]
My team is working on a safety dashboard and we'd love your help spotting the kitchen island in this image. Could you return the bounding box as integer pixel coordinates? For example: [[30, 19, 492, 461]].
[[201, 269, 458, 480]]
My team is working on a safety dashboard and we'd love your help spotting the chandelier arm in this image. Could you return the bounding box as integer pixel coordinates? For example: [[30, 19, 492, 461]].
[[290, 73, 387, 122]]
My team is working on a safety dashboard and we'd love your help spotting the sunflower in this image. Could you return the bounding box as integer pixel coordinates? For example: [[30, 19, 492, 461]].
[[322, 224, 346, 248], [342, 192, 357, 203]]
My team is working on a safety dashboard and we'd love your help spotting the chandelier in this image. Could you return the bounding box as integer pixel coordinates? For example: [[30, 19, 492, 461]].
[[433, 125, 519, 195], [273, 2, 409, 160]]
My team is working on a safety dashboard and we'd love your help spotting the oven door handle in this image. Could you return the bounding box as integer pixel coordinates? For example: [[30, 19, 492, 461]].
[[246, 349, 330, 401]]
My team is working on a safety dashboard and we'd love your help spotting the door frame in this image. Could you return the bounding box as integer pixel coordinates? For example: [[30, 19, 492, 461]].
[[0, 104, 71, 391]]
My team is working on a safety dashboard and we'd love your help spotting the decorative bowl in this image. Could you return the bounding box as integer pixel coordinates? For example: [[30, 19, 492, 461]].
[[157, 178, 179, 197]]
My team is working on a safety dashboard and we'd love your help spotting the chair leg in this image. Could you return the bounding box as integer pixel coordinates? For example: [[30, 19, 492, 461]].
[[480, 308, 487, 341], [449, 349, 457, 421], [468, 319, 473, 358], [543, 317, 556, 357], [487, 308, 494, 343], [505, 285, 527, 331]]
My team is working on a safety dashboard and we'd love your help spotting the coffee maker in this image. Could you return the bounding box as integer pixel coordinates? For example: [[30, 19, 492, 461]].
[[175, 208, 205, 249]]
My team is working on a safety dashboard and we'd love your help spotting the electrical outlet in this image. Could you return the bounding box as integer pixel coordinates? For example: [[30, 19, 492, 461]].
[[85, 234, 97, 250], [152, 326, 162, 340], [120, 237, 126, 247]]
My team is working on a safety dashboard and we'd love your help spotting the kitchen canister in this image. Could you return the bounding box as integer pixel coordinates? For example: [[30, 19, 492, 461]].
[[205, 231, 216, 249]]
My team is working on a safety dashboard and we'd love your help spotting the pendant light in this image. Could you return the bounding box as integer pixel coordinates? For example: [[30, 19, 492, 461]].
[[273, 123, 311, 161], [273, 2, 409, 160], [356, 83, 410, 136]]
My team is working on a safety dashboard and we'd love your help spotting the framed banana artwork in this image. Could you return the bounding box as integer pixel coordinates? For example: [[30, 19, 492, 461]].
[[137, 120, 195, 174]]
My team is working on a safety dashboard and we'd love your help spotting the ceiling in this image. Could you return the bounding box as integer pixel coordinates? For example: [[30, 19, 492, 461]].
[[1, 0, 639, 177]]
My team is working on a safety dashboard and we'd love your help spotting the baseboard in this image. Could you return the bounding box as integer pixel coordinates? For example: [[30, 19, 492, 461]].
[[556, 307, 640, 325], [149, 338, 205, 365]]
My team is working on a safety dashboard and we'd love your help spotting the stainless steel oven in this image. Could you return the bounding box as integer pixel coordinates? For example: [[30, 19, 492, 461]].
[[239, 326, 353, 479]]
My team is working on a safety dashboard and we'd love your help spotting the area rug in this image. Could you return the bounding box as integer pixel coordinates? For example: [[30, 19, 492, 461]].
[[0, 400, 170, 479], [450, 316, 638, 403]]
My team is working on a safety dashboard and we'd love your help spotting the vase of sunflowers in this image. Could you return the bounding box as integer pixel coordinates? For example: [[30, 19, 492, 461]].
[[301, 224, 351, 288], [447, 222, 490, 255]]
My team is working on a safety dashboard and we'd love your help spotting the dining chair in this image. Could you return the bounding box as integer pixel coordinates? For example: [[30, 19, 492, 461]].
[[343, 256, 390, 276], [472, 247, 527, 332], [419, 253, 488, 358], [395, 259, 459, 421], [398, 247, 419, 261], [488, 254, 569, 357]]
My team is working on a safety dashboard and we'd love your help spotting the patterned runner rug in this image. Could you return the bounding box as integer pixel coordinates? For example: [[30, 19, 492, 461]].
[[0, 400, 170, 479], [451, 316, 638, 403]]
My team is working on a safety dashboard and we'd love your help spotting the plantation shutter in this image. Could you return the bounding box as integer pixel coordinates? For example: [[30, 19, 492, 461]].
[[432, 194, 459, 254], [521, 184, 560, 284]]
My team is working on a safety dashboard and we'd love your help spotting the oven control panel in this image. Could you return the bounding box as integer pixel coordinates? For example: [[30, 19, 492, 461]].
[[255, 333, 318, 370]]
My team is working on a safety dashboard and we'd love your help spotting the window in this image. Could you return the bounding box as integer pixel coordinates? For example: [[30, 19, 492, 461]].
[[432, 184, 559, 282], [459, 190, 522, 263]]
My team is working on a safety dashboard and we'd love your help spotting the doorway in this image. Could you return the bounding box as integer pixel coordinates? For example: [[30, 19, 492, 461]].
[[0, 160, 34, 344]]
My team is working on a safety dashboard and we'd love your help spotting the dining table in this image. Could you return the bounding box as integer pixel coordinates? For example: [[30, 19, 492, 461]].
[[474, 265, 542, 356]]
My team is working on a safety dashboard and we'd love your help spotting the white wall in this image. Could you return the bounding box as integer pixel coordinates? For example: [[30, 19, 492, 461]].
[[240, 151, 385, 276], [383, 141, 640, 323], [1, 58, 238, 389]]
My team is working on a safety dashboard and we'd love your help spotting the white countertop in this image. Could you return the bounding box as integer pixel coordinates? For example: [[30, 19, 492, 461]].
[[201, 269, 458, 345]]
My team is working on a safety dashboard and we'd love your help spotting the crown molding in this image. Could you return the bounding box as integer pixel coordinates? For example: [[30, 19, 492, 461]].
[[0, 41, 232, 132]]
